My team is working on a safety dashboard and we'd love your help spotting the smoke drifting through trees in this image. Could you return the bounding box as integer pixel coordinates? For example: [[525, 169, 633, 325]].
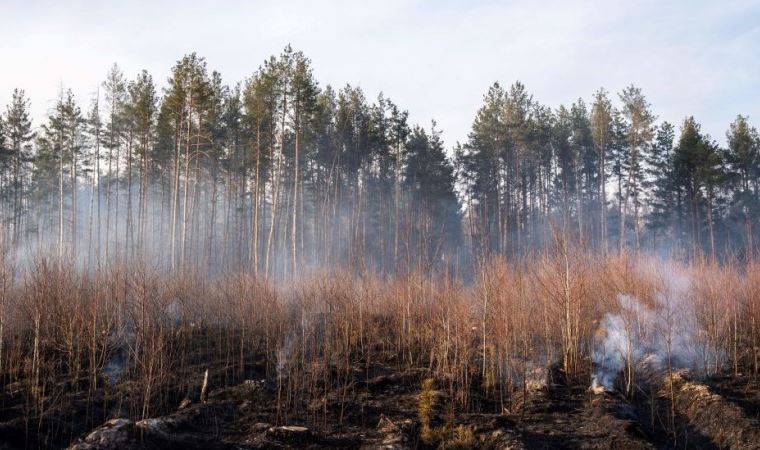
[[1, 46, 759, 275], [1, 48, 464, 276], [2, 45, 760, 449]]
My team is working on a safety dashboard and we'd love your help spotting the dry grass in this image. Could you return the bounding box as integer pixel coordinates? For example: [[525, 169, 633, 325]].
[[0, 246, 757, 447]]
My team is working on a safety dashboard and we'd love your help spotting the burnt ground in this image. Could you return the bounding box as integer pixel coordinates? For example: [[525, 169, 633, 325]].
[[705, 373, 760, 421], [514, 382, 653, 449], [2, 364, 760, 449]]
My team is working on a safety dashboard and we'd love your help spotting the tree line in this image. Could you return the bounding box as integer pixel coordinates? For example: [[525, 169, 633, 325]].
[[458, 82, 759, 261], [0, 46, 758, 276]]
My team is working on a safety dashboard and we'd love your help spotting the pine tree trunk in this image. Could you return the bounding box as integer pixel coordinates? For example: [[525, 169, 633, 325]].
[[251, 121, 262, 274], [292, 107, 300, 275], [71, 135, 78, 260], [707, 185, 715, 261], [105, 106, 114, 263], [180, 107, 193, 268], [207, 170, 218, 270], [125, 132, 133, 261], [266, 94, 286, 276], [59, 128, 65, 259], [95, 117, 102, 268], [600, 148, 607, 254], [170, 121, 181, 269]]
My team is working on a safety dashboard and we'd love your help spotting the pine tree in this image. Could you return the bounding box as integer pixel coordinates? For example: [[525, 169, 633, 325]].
[[553, 105, 575, 233], [462, 83, 506, 256], [697, 137, 724, 259], [35, 89, 84, 258], [645, 122, 675, 248], [102, 64, 127, 261], [219, 83, 244, 270], [288, 50, 319, 273], [504, 82, 533, 252], [725, 115, 760, 256], [125, 70, 157, 259], [403, 122, 461, 269], [673, 117, 723, 257], [85, 95, 103, 267], [242, 64, 277, 273], [569, 99, 595, 244], [389, 102, 410, 271], [3, 89, 35, 245], [335, 84, 369, 270], [618, 85, 655, 253], [590, 88, 613, 252], [163, 53, 211, 268], [528, 103, 555, 249]]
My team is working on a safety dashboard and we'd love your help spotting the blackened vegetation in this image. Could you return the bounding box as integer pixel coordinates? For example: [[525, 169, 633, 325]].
[[0, 256, 758, 448]]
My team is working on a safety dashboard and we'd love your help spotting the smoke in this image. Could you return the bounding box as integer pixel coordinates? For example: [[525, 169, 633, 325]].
[[591, 261, 721, 391], [276, 328, 296, 378], [103, 351, 126, 384], [3, 161, 464, 280]]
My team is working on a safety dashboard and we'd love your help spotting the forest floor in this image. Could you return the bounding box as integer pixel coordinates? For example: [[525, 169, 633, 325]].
[[3, 359, 759, 449]]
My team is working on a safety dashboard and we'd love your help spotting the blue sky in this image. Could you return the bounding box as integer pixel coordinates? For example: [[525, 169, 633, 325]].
[[1, 0, 758, 146]]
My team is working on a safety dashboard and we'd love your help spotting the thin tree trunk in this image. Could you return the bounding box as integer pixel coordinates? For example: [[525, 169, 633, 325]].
[[71, 135, 78, 261], [292, 107, 300, 274], [59, 127, 65, 259], [125, 131, 134, 261], [600, 149, 607, 254], [266, 92, 287, 277]]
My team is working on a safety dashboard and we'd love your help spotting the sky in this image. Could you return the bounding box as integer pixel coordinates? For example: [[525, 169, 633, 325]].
[[1, 0, 759, 147]]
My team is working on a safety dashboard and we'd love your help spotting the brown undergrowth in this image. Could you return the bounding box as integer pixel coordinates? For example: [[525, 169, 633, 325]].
[[0, 250, 757, 448]]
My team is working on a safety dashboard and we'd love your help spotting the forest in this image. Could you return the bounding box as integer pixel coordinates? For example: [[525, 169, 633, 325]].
[[1, 46, 758, 276], [1, 47, 760, 449]]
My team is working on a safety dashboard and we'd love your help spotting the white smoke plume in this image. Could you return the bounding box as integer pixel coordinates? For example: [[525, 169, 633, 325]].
[[591, 261, 722, 391]]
